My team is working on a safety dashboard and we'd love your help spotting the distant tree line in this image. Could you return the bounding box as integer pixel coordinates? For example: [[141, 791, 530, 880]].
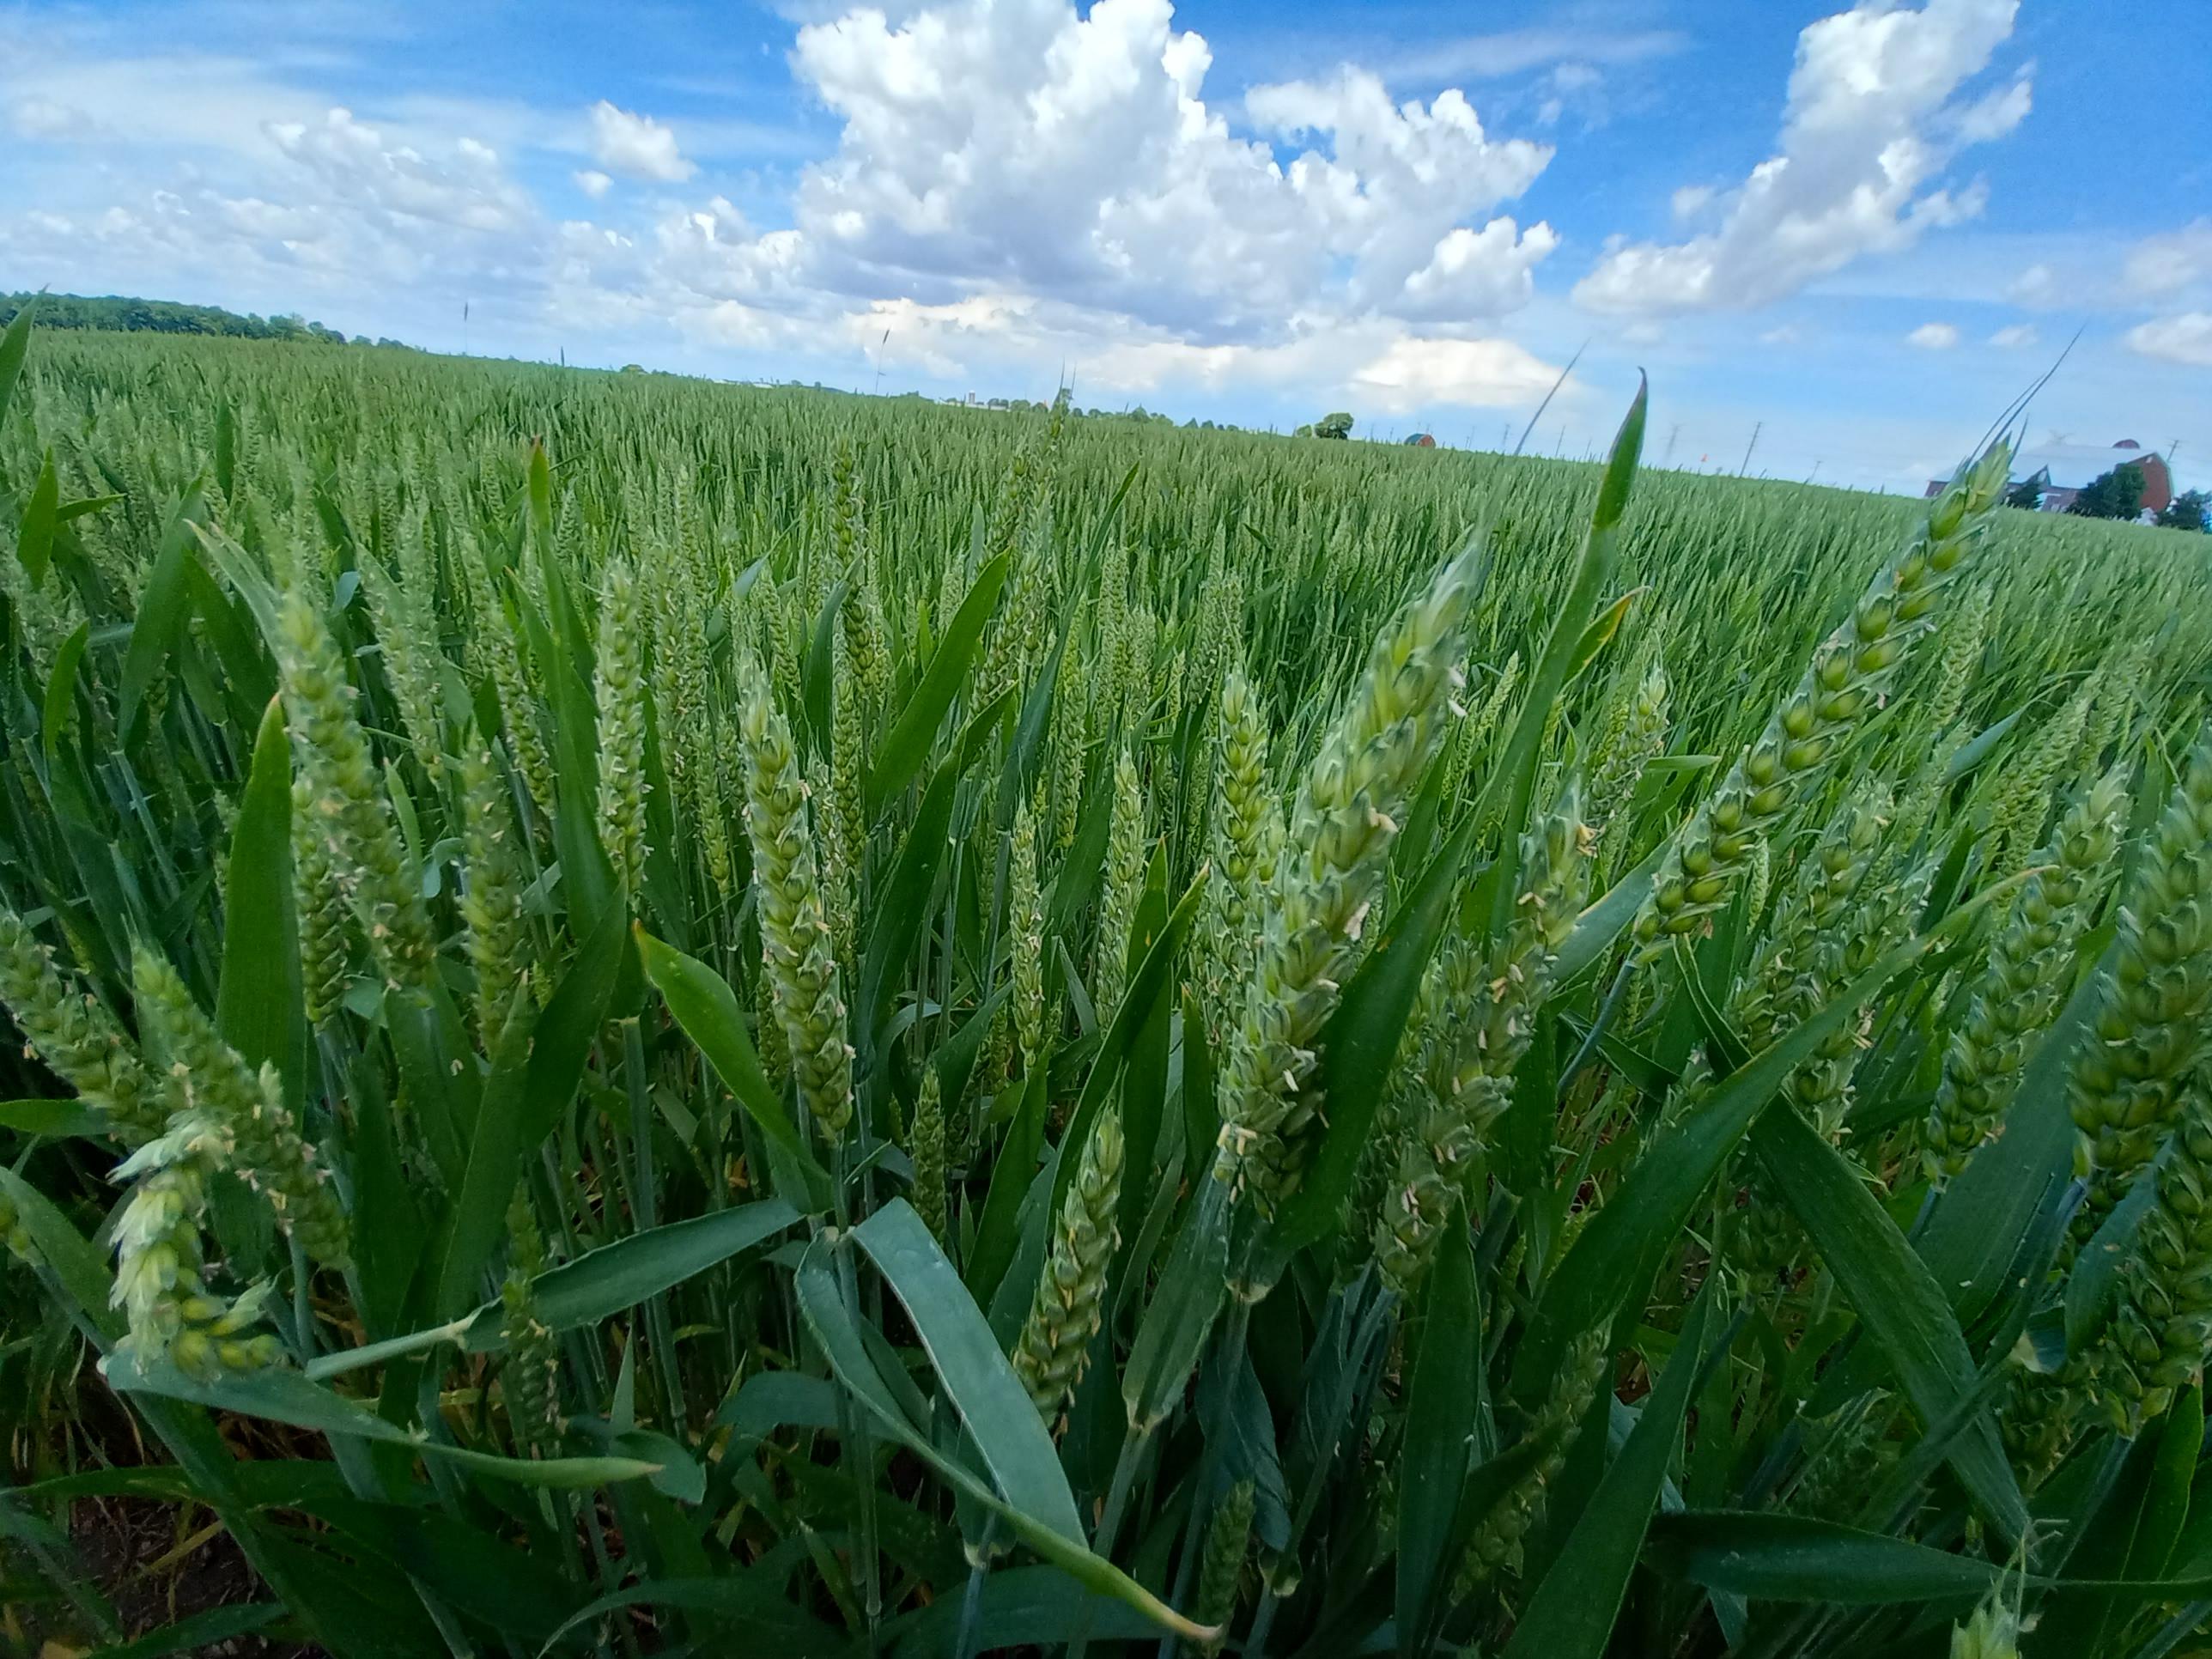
[[0, 292, 402, 347], [981, 397, 1186, 425]]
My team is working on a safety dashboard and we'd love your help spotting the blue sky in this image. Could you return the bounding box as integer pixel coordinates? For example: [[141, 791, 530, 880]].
[[3, 0, 2205, 492]]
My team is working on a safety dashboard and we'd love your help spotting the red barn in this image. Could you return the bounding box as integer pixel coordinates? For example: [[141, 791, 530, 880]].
[[1930, 439, 2173, 518]]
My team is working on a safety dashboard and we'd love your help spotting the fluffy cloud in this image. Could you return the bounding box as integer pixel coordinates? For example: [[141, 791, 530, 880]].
[[791, 0, 1304, 331], [1948, 71, 2032, 143], [610, 263, 1560, 417], [646, 195, 812, 313], [2126, 220, 2212, 297], [1671, 184, 1716, 221], [2, 100, 539, 310], [1576, 0, 2028, 315], [1351, 337, 1562, 413], [2007, 263, 2057, 306], [3, 0, 1572, 414], [267, 110, 531, 235], [1988, 322, 2035, 347], [787, 0, 1556, 337], [2117, 222, 2212, 369], [1906, 321, 1959, 349], [1139, 327, 1561, 416], [588, 100, 694, 182], [1065, 320, 1565, 416], [2126, 313, 2212, 369], [1245, 70, 1554, 314], [1395, 218, 1559, 319]]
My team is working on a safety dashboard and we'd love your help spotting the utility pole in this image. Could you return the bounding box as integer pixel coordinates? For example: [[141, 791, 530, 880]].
[[1739, 421, 1761, 477], [1663, 422, 1680, 468]]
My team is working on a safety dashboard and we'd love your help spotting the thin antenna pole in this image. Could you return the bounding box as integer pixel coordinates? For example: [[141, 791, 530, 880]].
[[1739, 421, 1761, 477]]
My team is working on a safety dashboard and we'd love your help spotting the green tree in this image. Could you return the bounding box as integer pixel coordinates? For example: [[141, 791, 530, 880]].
[[2003, 472, 2045, 510], [2068, 461, 2146, 520], [2155, 489, 2209, 532], [0, 290, 355, 342], [1313, 410, 1353, 440]]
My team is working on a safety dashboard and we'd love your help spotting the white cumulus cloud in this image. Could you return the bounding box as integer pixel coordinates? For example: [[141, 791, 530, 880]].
[[588, 100, 694, 182], [265, 109, 531, 235], [0, 0, 1577, 417], [2125, 220, 2212, 298], [1907, 321, 1959, 349], [1396, 218, 1559, 320], [2007, 263, 2057, 306], [1244, 69, 1555, 315], [1351, 336, 1563, 413], [1988, 322, 2035, 347], [1576, 0, 2028, 315], [786, 0, 1556, 337], [2126, 313, 2212, 369], [1671, 184, 1715, 221]]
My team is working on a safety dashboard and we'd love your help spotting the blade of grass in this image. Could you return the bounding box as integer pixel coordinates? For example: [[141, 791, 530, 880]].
[[1477, 376, 1644, 936], [216, 697, 307, 1108], [793, 1236, 1217, 1643], [1395, 1197, 1479, 1656], [1504, 1283, 1718, 1659], [102, 1352, 662, 1489], [1750, 1103, 2027, 1547], [867, 550, 1009, 809], [852, 1199, 1085, 1543]]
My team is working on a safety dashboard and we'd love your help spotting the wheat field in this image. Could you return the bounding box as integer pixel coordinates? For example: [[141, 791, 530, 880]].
[[4, 313, 2212, 1657]]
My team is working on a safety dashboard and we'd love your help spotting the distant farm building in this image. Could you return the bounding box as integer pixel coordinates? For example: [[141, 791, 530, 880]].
[[1929, 439, 2173, 517], [1404, 432, 1436, 447]]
